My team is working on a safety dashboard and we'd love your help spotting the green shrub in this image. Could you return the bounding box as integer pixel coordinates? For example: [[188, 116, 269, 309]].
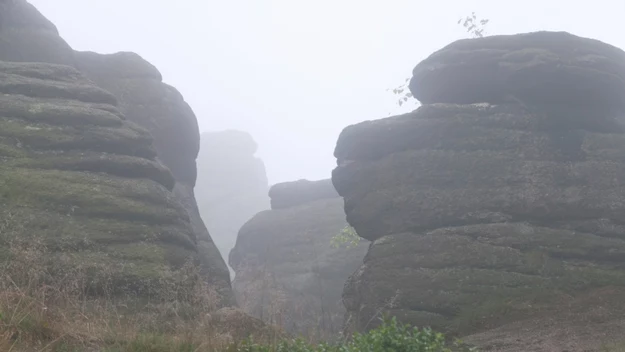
[[330, 226, 361, 249], [232, 316, 476, 352]]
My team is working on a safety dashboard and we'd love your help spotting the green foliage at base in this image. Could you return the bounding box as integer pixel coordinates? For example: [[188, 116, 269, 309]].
[[231, 317, 476, 352]]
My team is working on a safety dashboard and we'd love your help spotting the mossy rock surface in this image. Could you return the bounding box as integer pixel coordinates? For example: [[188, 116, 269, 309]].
[[0, 60, 200, 299], [73, 51, 235, 307]]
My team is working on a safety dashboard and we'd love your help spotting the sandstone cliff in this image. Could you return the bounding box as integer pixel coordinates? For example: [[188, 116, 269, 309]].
[[0, 0, 234, 307], [229, 179, 368, 340], [332, 31, 625, 350], [195, 130, 270, 277]]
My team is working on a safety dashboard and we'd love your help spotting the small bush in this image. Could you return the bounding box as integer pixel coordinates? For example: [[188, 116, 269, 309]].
[[232, 316, 476, 352], [330, 226, 361, 249]]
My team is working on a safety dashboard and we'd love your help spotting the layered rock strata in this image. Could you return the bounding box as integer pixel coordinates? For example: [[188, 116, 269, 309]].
[[72, 51, 234, 306], [0, 61, 200, 300], [0, 0, 235, 307], [332, 31, 625, 349]]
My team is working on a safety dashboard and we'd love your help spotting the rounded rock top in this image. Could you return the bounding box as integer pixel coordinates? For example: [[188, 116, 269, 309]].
[[409, 31, 625, 110]]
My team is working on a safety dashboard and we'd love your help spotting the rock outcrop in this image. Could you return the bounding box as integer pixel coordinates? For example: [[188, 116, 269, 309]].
[[195, 130, 270, 277], [72, 51, 234, 306], [229, 179, 368, 340], [0, 61, 200, 300], [0, 0, 235, 307], [333, 31, 625, 350]]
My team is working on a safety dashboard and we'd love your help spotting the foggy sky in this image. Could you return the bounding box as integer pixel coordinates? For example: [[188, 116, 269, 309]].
[[30, 0, 625, 185]]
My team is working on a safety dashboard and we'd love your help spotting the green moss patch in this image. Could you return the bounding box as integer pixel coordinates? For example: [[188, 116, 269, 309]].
[[0, 118, 156, 158], [12, 151, 174, 189], [0, 167, 183, 223]]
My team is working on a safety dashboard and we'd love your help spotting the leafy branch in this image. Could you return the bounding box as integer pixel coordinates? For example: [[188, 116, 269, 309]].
[[388, 12, 490, 108], [330, 225, 361, 249]]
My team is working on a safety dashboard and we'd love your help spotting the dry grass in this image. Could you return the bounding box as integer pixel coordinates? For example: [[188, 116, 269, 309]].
[[232, 264, 344, 344], [0, 218, 279, 352]]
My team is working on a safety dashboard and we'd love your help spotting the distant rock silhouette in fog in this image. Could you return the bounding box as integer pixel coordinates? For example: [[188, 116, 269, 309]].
[[195, 130, 270, 277]]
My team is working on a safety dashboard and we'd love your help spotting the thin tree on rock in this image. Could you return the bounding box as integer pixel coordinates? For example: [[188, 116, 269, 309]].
[[390, 12, 490, 108]]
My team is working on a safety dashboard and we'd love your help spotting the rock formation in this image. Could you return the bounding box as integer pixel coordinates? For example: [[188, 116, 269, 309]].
[[229, 179, 368, 340], [332, 31, 625, 350], [0, 0, 234, 307], [0, 0, 75, 65], [0, 61, 200, 300], [195, 130, 270, 277], [72, 51, 234, 305]]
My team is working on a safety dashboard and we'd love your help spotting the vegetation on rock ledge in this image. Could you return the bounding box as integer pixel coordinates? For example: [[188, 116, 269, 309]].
[[330, 225, 361, 249]]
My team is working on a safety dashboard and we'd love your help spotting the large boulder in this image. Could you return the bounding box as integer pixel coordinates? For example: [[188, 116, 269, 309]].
[[195, 130, 270, 277], [73, 51, 234, 306], [333, 31, 625, 350], [0, 61, 200, 301], [229, 179, 368, 340], [409, 31, 625, 111]]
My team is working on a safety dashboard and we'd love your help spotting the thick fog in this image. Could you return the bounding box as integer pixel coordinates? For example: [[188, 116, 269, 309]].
[[30, 0, 625, 184]]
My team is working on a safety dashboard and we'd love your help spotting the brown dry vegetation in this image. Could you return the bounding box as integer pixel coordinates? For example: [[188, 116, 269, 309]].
[[0, 215, 280, 352]]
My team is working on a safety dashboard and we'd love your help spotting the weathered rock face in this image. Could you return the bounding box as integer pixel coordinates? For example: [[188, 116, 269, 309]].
[[73, 51, 234, 306], [195, 130, 270, 277], [0, 0, 74, 65], [229, 179, 368, 340], [333, 31, 625, 349], [0, 61, 200, 300], [409, 31, 625, 112], [0, 0, 235, 307]]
